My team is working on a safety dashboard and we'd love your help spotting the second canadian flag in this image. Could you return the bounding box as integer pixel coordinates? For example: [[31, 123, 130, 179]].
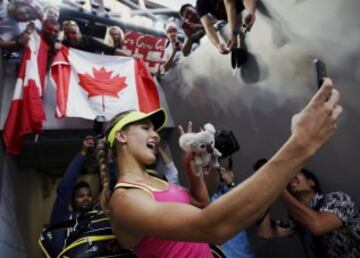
[[51, 47, 160, 121]]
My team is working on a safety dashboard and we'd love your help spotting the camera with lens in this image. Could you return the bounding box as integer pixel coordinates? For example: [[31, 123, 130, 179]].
[[214, 130, 240, 159], [94, 115, 106, 136]]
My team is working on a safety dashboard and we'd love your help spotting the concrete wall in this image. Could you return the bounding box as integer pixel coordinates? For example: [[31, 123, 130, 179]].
[[0, 146, 26, 258]]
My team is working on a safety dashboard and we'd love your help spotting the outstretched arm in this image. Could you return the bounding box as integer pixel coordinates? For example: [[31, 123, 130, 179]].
[[224, 0, 239, 49], [114, 48, 129, 56], [224, 0, 238, 32], [182, 35, 193, 57], [0, 40, 18, 50], [242, 0, 257, 30], [243, 0, 257, 14], [200, 14, 229, 54], [111, 79, 342, 247], [0, 31, 31, 50]]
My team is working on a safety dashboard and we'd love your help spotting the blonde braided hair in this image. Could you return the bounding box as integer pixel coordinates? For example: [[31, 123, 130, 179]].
[[96, 138, 112, 212], [96, 111, 133, 212]]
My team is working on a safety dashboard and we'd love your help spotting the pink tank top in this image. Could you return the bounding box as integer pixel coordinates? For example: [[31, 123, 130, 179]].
[[115, 178, 213, 258]]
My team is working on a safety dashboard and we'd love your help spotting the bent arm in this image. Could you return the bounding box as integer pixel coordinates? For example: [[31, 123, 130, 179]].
[[182, 36, 193, 57], [162, 49, 177, 72], [50, 154, 86, 225], [184, 158, 210, 208], [281, 191, 343, 236]]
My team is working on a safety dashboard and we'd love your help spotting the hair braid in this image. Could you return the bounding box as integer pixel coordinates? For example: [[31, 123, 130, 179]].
[[96, 110, 133, 212], [96, 138, 112, 212]]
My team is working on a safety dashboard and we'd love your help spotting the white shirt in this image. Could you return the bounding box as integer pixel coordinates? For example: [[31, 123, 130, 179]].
[[162, 42, 183, 67], [0, 0, 21, 41]]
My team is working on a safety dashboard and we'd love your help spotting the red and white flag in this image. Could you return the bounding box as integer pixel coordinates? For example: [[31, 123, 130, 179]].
[[51, 47, 160, 120], [3, 32, 48, 155]]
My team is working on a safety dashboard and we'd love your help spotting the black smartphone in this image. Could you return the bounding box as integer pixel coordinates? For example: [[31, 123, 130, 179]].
[[313, 59, 327, 89], [182, 21, 191, 30]]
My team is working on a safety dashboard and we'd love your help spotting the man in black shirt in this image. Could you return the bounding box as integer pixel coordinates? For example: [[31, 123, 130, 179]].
[[195, 0, 256, 54], [62, 20, 127, 56]]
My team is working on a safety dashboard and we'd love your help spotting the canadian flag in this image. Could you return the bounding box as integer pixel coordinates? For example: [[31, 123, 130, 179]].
[[51, 47, 160, 120], [3, 32, 48, 155]]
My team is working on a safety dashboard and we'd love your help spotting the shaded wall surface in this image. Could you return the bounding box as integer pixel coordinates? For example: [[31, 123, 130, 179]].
[[160, 0, 360, 257], [0, 146, 26, 258]]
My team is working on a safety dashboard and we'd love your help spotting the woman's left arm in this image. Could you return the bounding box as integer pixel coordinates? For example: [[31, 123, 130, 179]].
[[183, 153, 210, 208], [179, 122, 210, 208]]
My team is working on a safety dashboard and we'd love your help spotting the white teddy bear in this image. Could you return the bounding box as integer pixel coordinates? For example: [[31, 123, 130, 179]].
[[179, 123, 222, 177]]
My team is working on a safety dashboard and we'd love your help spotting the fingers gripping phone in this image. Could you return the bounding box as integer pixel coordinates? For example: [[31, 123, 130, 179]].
[[313, 59, 327, 89], [182, 21, 191, 31]]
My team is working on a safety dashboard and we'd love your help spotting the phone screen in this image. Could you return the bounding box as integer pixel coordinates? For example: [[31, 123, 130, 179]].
[[314, 59, 327, 89]]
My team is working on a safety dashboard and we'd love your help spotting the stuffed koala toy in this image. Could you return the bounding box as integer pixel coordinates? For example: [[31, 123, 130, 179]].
[[179, 123, 222, 177]]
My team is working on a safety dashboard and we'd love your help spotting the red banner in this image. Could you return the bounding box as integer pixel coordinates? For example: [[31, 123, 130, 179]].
[[123, 32, 167, 74]]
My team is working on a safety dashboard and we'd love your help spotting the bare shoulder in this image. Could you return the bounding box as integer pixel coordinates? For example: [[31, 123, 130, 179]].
[[109, 188, 154, 231], [110, 187, 153, 214], [109, 188, 152, 248]]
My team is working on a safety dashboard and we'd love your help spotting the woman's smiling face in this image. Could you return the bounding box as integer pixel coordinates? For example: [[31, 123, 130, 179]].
[[121, 119, 160, 165]]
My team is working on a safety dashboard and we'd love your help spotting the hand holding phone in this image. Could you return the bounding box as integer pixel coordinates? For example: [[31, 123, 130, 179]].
[[171, 42, 181, 52], [182, 21, 191, 31], [313, 59, 327, 89]]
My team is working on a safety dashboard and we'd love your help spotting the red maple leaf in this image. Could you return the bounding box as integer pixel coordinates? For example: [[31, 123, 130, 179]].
[[78, 67, 127, 98]]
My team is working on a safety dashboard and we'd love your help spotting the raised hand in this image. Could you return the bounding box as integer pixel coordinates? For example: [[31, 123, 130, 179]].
[[226, 35, 238, 50], [220, 167, 235, 185], [243, 12, 256, 32], [290, 78, 343, 155], [80, 135, 95, 156], [178, 121, 193, 136], [218, 43, 230, 55]]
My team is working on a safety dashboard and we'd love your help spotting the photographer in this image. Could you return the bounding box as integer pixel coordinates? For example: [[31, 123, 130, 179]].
[[161, 22, 198, 74], [206, 130, 256, 258], [255, 159, 360, 258]]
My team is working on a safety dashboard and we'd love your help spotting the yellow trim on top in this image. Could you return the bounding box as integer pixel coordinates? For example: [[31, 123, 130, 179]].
[[114, 182, 154, 198], [38, 237, 51, 258], [144, 176, 169, 191], [56, 235, 116, 258], [95, 254, 133, 258], [91, 217, 110, 224]]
